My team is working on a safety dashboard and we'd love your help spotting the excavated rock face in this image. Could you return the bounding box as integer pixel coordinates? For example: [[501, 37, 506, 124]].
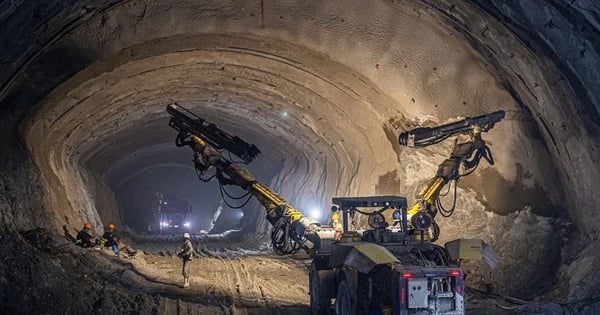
[[0, 0, 598, 304]]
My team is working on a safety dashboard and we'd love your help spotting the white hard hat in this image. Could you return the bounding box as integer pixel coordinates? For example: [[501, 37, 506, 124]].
[[183, 233, 190, 238]]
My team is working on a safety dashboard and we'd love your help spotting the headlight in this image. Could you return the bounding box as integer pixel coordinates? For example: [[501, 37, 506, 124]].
[[183, 222, 190, 227], [411, 211, 433, 231]]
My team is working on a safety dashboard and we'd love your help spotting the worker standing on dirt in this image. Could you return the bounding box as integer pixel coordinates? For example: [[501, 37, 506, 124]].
[[99, 223, 120, 257], [76, 223, 96, 247], [177, 232, 194, 288]]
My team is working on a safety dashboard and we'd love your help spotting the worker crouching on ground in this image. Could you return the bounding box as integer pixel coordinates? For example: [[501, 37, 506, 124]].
[[76, 223, 96, 247], [177, 232, 194, 288], [98, 223, 120, 257]]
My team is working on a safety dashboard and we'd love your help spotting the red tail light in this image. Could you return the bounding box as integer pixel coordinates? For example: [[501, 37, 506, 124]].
[[449, 270, 461, 277], [402, 273, 413, 279]]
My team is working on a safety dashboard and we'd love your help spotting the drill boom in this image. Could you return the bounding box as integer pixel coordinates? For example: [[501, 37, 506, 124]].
[[401, 110, 505, 241], [167, 106, 315, 255], [167, 104, 261, 163], [399, 110, 505, 147]]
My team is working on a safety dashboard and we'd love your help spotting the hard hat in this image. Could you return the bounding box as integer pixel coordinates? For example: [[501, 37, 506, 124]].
[[331, 212, 340, 222], [84, 223, 92, 229], [183, 233, 190, 238], [107, 223, 115, 230]]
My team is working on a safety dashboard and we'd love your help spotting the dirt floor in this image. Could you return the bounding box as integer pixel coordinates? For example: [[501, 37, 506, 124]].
[[97, 233, 520, 315], [131, 251, 312, 314], [5, 229, 594, 315], [131, 251, 516, 315]]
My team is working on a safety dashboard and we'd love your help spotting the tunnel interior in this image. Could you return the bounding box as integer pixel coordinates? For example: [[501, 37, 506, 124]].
[[1, 0, 599, 313]]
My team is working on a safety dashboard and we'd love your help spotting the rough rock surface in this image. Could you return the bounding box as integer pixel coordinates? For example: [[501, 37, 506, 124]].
[[0, 0, 599, 313]]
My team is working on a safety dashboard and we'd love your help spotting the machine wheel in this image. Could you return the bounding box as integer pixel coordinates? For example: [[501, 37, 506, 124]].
[[335, 279, 357, 315], [309, 262, 335, 315]]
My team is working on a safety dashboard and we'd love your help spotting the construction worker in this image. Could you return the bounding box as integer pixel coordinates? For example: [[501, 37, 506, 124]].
[[75, 223, 96, 247], [331, 210, 343, 240], [99, 223, 120, 257], [177, 232, 194, 288]]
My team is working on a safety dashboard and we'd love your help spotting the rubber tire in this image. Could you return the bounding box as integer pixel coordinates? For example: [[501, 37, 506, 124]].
[[335, 279, 357, 315], [309, 262, 335, 315]]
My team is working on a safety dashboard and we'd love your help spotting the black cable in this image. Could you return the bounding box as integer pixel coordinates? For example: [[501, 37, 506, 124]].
[[432, 244, 448, 265], [437, 144, 491, 216], [195, 166, 216, 182], [175, 133, 193, 147], [269, 206, 304, 256], [437, 180, 458, 217], [436, 144, 494, 218], [430, 221, 440, 242], [270, 223, 286, 255], [270, 217, 302, 255], [219, 182, 251, 200], [438, 180, 452, 197], [220, 193, 252, 209], [352, 206, 389, 215], [461, 145, 494, 177], [219, 183, 252, 209], [482, 145, 494, 165], [410, 248, 427, 262], [228, 151, 248, 165]]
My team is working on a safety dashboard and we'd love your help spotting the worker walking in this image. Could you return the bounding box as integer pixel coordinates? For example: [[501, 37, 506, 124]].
[[99, 223, 120, 257], [177, 232, 194, 288], [76, 223, 96, 247]]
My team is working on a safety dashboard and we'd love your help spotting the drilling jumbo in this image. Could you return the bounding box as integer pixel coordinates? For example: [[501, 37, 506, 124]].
[[166, 104, 504, 315]]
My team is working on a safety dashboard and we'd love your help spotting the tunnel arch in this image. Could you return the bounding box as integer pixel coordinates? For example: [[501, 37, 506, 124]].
[[24, 33, 402, 232], [1, 0, 598, 304]]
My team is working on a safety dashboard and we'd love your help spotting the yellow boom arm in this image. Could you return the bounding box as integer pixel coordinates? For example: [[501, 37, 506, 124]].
[[188, 135, 314, 255], [401, 116, 503, 241]]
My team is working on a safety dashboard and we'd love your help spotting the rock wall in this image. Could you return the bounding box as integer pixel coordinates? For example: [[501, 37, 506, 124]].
[[0, 0, 598, 303], [0, 112, 53, 231]]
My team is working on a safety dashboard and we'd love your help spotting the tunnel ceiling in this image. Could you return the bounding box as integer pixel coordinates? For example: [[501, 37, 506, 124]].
[[8, 0, 593, 221], [1, 0, 599, 300]]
